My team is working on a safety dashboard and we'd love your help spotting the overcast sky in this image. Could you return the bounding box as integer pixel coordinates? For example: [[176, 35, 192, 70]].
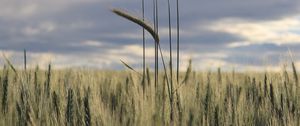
[[1, 0, 300, 71]]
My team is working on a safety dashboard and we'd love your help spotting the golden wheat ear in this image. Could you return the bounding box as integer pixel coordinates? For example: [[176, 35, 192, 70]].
[[120, 59, 142, 76], [2, 53, 17, 73], [111, 8, 159, 43]]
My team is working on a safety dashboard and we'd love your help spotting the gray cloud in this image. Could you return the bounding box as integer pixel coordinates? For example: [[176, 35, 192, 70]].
[[0, 0, 300, 70]]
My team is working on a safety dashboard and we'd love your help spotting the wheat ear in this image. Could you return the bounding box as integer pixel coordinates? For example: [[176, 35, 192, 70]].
[[112, 9, 159, 43]]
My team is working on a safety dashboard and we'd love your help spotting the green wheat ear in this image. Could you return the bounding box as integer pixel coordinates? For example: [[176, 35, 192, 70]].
[[2, 53, 17, 73], [112, 8, 159, 43], [120, 59, 142, 76]]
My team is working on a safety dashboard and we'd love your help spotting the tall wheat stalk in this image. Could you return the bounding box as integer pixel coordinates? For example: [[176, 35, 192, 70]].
[[112, 7, 176, 124], [166, 0, 175, 124], [167, 0, 172, 80], [176, 0, 180, 84], [142, 0, 146, 86], [153, 0, 158, 88]]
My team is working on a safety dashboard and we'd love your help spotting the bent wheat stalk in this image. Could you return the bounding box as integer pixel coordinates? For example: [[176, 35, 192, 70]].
[[112, 9, 159, 43], [112, 8, 172, 104]]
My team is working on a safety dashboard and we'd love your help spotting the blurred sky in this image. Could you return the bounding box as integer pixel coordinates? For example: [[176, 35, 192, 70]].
[[1, 0, 300, 71]]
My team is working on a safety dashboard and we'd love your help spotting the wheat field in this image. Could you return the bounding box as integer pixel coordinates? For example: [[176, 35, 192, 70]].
[[1, 0, 299, 126], [0, 63, 300, 126]]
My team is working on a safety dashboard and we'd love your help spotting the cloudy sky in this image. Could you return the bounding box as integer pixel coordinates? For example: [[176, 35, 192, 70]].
[[1, 0, 300, 71]]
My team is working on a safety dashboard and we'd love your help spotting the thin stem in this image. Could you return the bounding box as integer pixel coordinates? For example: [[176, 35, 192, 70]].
[[167, 1, 175, 124], [167, 0, 173, 95], [142, 0, 146, 85], [153, 0, 157, 88], [158, 43, 174, 125], [158, 44, 172, 105], [155, 0, 159, 87], [176, 0, 180, 84]]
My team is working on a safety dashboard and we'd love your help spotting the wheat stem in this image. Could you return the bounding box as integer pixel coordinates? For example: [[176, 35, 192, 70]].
[[142, 0, 146, 86], [176, 0, 180, 84]]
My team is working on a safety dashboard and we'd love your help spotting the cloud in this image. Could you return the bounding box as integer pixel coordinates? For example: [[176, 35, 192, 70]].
[[22, 22, 56, 36], [29, 52, 55, 68], [180, 0, 300, 27], [195, 59, 228, 69], [71, 40, 104, 47], [208, 17, 300, 46], [0, 0, 299, 70], [0, 2, 38, 19]]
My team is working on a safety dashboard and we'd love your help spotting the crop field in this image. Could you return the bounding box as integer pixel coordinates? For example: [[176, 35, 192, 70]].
[[1, 63, 300, 126], [1, 0, 300, 126]]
